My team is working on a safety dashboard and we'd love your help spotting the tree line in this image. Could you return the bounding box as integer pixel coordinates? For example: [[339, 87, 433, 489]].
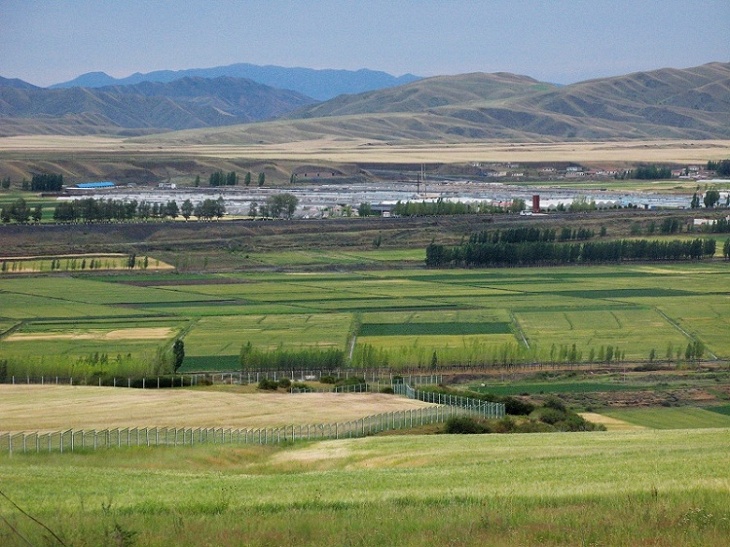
[[469, 226, 596, 245], [0, 198, 43, 223], [31, 173, 64, 192], [391, 198, 525, 217], [240, 342, 345, 370], [426, 238, 717, 267], [51, 197, 225, 223], [207, 171, 266, 187], [248, 193, 299, 219], [630, 165, 672, 180], [707, 159, 730, 176]]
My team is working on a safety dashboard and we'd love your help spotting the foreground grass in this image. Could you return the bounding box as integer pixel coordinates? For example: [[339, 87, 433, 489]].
[[1, 429, 728, 545]]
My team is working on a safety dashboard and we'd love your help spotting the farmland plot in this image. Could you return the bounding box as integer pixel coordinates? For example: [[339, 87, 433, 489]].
[[1, 262, 729, 376]]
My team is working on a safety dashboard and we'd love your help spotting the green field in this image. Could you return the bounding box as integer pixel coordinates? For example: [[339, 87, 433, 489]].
[[1, 261, 729, 376], [604, 407, 730, 429], [1, 429, 728, 545]]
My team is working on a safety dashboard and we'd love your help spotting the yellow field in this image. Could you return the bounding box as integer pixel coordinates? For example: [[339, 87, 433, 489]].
[[1, 135, 729, 163], [5, 327, 175, 342], [0, 385, 434, 433]]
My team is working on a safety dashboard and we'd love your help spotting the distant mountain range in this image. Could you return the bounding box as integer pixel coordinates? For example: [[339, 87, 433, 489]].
[[0, 76, 316, 135], [1, 61, 729, 141], [49, 63, 421, 101]]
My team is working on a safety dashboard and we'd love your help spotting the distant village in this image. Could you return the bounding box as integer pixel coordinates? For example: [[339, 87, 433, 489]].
[[471, 162, 722, 182]]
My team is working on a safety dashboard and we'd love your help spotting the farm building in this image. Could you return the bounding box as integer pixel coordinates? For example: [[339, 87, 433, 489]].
[[71, 181, 116, 190]]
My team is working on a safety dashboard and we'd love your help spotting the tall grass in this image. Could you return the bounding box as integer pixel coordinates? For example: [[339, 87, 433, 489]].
[[0, 429, 728, 545]]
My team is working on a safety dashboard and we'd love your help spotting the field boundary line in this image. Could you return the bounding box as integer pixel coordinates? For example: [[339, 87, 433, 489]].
[[654, 307, 718, 360], [509, 311, 530, 349]]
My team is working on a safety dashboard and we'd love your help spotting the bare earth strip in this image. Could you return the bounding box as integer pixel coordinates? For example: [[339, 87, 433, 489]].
[[0, 385, 435, 433], [579, 412, 647, 431], [5, 327, 175, 342]]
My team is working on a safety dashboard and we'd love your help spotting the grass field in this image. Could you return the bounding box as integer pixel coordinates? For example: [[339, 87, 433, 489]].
[[603, 407, 730, 429], [0, 428, 728, 545], [2, 261, 730, 375], [0, 385, 434, 432]]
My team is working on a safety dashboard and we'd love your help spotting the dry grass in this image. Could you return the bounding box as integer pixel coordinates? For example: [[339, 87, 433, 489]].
[[5, 327, 175, 342], [0, 385, 434, 433], [1, 135, 729, 164], [579, 412, 647, 431]]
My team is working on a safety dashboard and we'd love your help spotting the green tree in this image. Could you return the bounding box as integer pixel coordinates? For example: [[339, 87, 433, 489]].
[[172, 339, 185, 373], [358, 202, 373, 217], [127, 253, 136, 269], [166, 200, 179, 219], [32, 204, 43, 223], [257, 172, 265, 187], [194, 175, 200, 187], [248, 201, 258, 219], [703, 189, 720, 208], [181, 199, 194, 220], [10, 198, 30, 223], [244, 172, 252, 186], [690, 192, 701, 209]]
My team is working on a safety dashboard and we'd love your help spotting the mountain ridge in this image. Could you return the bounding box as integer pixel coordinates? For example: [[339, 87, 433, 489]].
[[0, 76, 316, 136], [2, 61, 728, 142], [49, 63, 421, 101]]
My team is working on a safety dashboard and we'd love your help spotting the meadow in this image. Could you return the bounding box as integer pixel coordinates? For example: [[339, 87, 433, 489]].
[[1, 261, 729, 376], [0, 428, 728, 545]]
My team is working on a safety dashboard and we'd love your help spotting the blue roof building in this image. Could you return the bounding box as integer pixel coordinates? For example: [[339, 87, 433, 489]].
[[73, 181, 116, 189]]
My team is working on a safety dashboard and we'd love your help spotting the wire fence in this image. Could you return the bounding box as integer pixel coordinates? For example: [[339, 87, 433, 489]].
[[0, 372, 443, 389], [0, 383, 505, 455], [0, 405, 490, 455], [394, 383, 505, 419]]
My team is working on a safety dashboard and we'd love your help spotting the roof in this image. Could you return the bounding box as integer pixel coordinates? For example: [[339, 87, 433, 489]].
[[74, 182, 116, 189]]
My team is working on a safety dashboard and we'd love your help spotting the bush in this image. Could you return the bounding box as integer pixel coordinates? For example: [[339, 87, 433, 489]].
[[444, 416, 491, 434], [320, 375, 336, 384], [277, 378, 292, 389], [534, 407, 565, 425], [257, 378, 279, 391], [380, 386, 395, 394], [503, 396, 535, 415], [336, 376, 366, 387], [543, 396, 567, 413]]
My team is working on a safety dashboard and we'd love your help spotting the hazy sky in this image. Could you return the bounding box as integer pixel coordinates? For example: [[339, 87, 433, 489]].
[[1, 0, 728, 87]]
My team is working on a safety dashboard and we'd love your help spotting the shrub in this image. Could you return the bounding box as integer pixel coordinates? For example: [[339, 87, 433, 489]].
[[543, 396, 567, 413], [320, 375, 336, 384], [277, 378, 292, 389], [491, 416, 516, 433], [535, 407, 565, 425], [257, 378, 279, 390], [503, 396, 535, 415], [380, 386, 395, 394], [444, 416, 491, 434], [336, 376, 366, 387]]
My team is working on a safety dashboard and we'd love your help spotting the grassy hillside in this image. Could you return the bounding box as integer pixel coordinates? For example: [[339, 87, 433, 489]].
[[1, 429, 728, 545]]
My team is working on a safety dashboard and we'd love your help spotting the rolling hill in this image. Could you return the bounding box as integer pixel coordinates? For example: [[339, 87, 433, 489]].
[[140, 62, 730, 145], [1, 62, 728, 142], [0, 76, 316, 136]]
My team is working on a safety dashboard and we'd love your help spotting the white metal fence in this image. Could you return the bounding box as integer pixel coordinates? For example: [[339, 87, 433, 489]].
[[0, 381, 505, 455], [1, 405, 488, 455], [395, 383, 505, 419]]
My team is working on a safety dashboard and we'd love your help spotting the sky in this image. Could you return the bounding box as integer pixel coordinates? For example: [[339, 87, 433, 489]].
[[1, 0, 728, 87]]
